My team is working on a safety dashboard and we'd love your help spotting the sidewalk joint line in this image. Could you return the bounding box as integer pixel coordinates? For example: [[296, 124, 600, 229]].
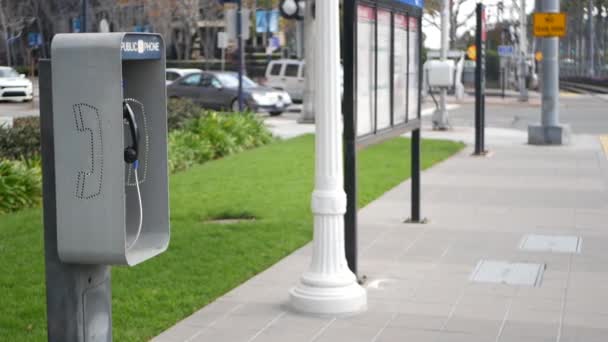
[[494, 288, 519, 342], [310, 317, 336, 342], [556, 254, 573, 342], [183, 303, 244, 342], [246, 311, 287, 342], [370, 312, 398, 342]]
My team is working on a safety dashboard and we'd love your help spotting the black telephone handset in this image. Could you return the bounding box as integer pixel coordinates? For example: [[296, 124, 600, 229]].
[[123, 102, 139, 164]]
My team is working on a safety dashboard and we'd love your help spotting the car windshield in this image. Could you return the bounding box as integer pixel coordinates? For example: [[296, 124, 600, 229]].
[[0, 68, 19, 78], [215, 73, 257, 88]]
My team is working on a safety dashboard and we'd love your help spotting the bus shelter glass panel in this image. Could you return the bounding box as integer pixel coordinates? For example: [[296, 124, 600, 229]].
[[408, 16, 420, 121], [376, 9, 392, 130], [357, 5, 376, 136], [393, 13, 408, 124]]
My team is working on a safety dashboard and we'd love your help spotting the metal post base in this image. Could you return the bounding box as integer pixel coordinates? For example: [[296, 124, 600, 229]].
[[528, 124, 571, 145], [431, 109, 450, 130]]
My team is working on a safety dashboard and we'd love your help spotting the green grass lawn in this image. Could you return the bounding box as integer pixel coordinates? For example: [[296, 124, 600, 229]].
[[0, 135, 463, 341]]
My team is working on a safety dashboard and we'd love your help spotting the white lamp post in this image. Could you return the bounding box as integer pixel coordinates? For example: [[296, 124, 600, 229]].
[[289, 0, 367, 315]]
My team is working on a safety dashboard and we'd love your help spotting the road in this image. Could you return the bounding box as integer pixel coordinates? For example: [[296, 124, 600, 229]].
[[440, 91, 608, 135]]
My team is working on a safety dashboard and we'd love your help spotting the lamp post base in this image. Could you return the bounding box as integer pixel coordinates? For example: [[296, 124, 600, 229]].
[[528, 124, 571, 145], [290, 275, 367, 315]]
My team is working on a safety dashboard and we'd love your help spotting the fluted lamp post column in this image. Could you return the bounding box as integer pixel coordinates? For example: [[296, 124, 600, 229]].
[[289, 0, 367, 315]]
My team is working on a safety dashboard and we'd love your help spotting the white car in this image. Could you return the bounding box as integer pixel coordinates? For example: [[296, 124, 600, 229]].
[[265, 59, 305, 102], [0, 67, 33, 102], [166, 68, 202, 86], [264, 59, 343, 102]]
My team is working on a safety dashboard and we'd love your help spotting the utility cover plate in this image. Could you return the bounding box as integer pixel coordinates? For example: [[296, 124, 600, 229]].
[[470, 260, 545, 287], [519, 234, 582, 254]]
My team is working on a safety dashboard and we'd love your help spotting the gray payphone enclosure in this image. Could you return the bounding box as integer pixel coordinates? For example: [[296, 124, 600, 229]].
[[51, 33, 169, 266]]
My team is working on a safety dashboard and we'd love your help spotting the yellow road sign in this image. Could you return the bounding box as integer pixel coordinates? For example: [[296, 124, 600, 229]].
[[467, 45, 476, 60], [535, 51, 543, 62], [533, 12, 567, 37]]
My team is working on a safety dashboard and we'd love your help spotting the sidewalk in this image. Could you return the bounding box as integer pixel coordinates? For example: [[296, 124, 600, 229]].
[[154, 128, 608, 342]]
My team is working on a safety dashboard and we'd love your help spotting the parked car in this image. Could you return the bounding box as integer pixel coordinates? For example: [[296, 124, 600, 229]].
[[265, 59, 305, 102], [166, 68, 202, 85], [167, 71, 292, 116], [0, 66, 33, 102], [264, 59, 343, 102]]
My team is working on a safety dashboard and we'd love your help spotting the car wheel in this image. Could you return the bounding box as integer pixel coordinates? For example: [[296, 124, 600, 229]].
[[269, 111, 283, 117]]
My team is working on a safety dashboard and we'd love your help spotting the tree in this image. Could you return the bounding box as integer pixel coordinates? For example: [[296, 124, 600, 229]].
[[424, 0, 477, 49]]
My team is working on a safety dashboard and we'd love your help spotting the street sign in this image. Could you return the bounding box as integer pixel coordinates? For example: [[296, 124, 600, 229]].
[[467, 45, 476, 60], [498, 45, 514, 57], [533, 12, 567, 37], [28, 32, 42, 48], [535, 51, 543, 62], [217, 31, 228, 49]]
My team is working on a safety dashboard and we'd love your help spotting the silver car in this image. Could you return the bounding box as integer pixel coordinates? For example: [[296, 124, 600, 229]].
[[167, 71, 292, 116]]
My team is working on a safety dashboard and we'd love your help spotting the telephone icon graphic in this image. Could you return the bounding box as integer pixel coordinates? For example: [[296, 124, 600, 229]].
[[73, 103, 104, 200]]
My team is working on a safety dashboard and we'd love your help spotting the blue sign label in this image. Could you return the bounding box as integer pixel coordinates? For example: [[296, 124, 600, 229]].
[[28, 33, 42, 47], [121, 34, 162, 60], [498, 45, 514, 57], [397, 0, 424, 8], [256, 10, 279, 33], [72, 18, 81, 33]]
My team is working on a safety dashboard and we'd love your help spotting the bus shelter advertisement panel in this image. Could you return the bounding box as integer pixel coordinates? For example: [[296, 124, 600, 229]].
[[393, 14, 408, 124], [376, 9, 392, 131], [408, 17, 420, 121], [357, 5, 376, 136]]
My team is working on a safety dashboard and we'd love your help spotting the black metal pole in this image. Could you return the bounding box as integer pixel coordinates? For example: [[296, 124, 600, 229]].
[[474, 4, 482, 155], [40, 60, 112, 342], [411, 129, 421, 222], [501, 67, 505, 99], [410, 14, 423, 223], [373, 5, 378, 134], [343, 0, 358, 277], [238, 0, 244, 111], [81, 0, 87, 33]]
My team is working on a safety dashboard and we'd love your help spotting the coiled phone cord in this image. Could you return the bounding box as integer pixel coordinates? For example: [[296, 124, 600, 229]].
[[127, 160, 144, 250]]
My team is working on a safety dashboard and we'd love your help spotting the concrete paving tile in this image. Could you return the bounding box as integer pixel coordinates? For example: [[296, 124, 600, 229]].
[[151, 324, 204, 342], [390, 300, 454, 316], [311, 319, 388, 342], [452, 295, 512, 320], [375, 327, 441, 342], [388, 313, 447, 330], [563, 312, 608, 329], [559, 326, 608, 342], [498, 335, 556, 342], [499, 320, 558, 339], [189, 326, 261, 342], [506, 306, 561, 325], [442, 317, 503, 337], [436, 331, 496, 342], [247, 313, 332, 342]]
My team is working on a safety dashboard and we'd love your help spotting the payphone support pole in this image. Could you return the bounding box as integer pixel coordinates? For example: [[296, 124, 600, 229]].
[[40, 60, 112, 342]]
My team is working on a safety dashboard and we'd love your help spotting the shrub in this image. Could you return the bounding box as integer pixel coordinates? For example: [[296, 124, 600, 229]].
[[0, 116, 41, 163], [168, 111, 274, 173], [167, 98, 207, 131], [0, 159, 42, 214], [168, 130, 214, 173]]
